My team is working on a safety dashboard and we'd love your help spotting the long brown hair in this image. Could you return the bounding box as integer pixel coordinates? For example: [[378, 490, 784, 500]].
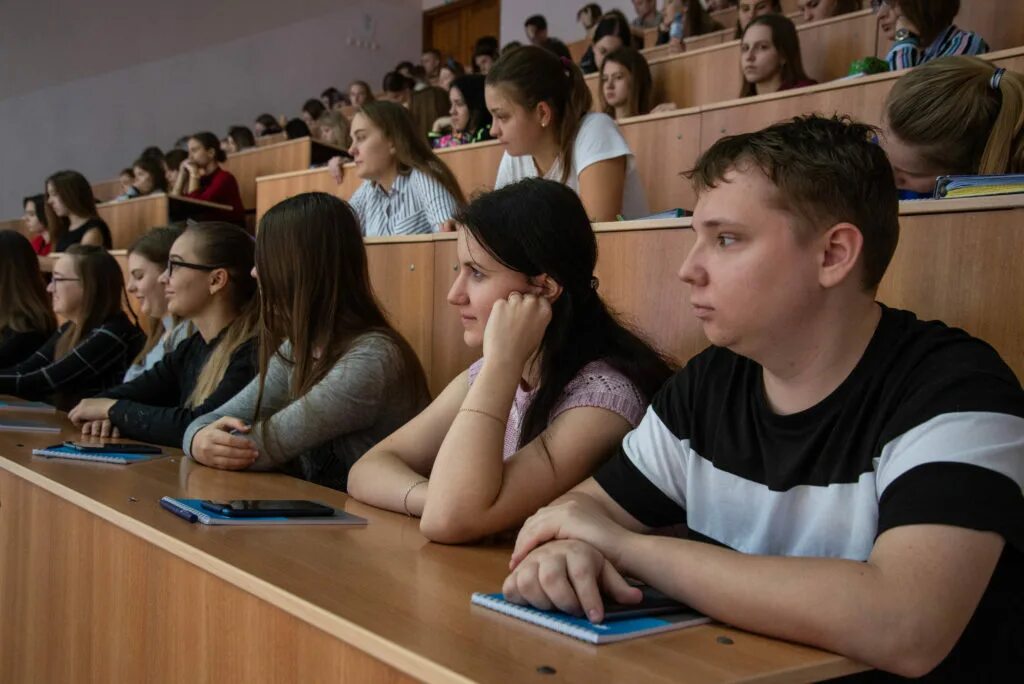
[[357, 101, 466, 205], [0, 231, 57, 336], [683, 0, 724, 38], [253, 192, 429, 422], [599, 47, 653, 118], [486, 45, 593, 184], [886, 57, 1024, 177], [44, 170, 99, 248], [892, 0, 958, 46], [181, 222, 259, 407], [55, 245, 133, 359], [740, 14, 811, 97], [734, 0, 782, 39], [128, 226, 183, 364]]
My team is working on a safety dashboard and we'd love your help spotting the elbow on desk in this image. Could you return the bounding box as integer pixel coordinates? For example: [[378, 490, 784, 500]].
[[419, 505, 488, 545]]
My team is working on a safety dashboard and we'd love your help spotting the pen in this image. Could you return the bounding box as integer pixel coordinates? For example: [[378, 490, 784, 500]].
[[160, 497, 198, 523]]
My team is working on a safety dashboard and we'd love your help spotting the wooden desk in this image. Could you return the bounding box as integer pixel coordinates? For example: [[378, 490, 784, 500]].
[[0, 411, 866, 683], [222, 137, 344, 211], [92, 177, 124, 203], [97, 194, 232, 249]]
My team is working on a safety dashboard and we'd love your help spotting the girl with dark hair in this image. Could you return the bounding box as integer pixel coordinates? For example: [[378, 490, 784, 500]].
[[70, 222, 258, 445], [473, 40, 500, 75], [164, 149, 189, 188], [327, 101, 464, 235], [0, 245, 143, 409], [284, 118, 311, 140], [45, 170, 112, 251], [120, 226, 190, 382], [438, 59, 465, 90], [798, 0, 861, 22], [599, 46, 677, 119], [487, 45, 648, 221], [185, 193, 431, 490], [22, 194, 51, 255], [740, 14, 817, 97], [253, 113, 283, 137], [321, 87, 347, 110], [657, 0, 724, 52], [116, 156, 170, 201], [349, 179, 673, 543], [348, 81, 375, 108], [431, 74, 493, 149], [171, 132, 245, 226], [584, 10, 633, 74], [735, 0, 782, 39], [223, 126, 256, 153], [884, 0, 989, 71], [301, 98, 327, 135], [0, 231, 56, 367]]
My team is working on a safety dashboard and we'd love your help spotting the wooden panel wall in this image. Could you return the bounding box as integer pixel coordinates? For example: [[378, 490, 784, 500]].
[[223, 138, 313, 211]]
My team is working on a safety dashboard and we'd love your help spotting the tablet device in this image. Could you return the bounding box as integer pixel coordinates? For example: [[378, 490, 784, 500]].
[[199, 499, 335, 518]]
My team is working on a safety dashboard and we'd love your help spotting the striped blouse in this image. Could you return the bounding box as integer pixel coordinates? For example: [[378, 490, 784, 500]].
[[886, 24, 990, 71], [348, 168, 459, 237]]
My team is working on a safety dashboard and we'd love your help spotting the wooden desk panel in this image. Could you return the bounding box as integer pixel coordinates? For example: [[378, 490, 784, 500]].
[[92, 177, 124, 203], [436, 141, 504, 200], [255, 168, 345, 224], [366, 238, 437, 383], [223, 138, 314, 211], [0, 416, 865, 684], [796, 10, 877, 85], [0, 217, 26, 236], [619, 108, 703, 212], [97, 194, 169, 249]]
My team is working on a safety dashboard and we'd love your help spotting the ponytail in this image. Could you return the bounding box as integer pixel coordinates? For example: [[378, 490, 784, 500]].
[[487, 46, 593, 185], [886, 57, 1024, 177]]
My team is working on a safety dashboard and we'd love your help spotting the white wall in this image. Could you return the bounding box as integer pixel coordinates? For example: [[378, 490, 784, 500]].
[[500, 0, 638, 47], [0, 0, 422, 218]]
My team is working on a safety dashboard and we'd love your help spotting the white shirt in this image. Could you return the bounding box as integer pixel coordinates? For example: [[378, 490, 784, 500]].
[[348, 168, 460, 237], [494, 113, 649, 220], [122, 316, 191, 383]]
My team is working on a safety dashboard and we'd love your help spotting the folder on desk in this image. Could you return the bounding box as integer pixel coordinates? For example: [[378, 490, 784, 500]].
[[0, 399, 55, 413], [470, 592, 709, 644], [159, 497, 368, 526], [32, 444, 163, 464], [1, 419, 60, 433]]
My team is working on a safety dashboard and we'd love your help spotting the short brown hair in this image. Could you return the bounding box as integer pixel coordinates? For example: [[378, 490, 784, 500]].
[[893, 0, 959, 45], [689, 115, 899, 290]]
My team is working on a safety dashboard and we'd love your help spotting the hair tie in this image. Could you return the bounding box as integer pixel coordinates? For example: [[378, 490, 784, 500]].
[[991, 67, 1006, 90], [558, 55, 575, 78]]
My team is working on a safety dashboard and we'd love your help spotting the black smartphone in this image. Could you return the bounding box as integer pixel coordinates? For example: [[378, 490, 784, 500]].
[[602, 587, 691, 620], [64, 441, 163, 454], [199, 499, 335, 518]]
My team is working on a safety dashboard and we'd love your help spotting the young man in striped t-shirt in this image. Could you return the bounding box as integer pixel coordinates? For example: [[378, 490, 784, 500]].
[[502, 115, 1023, 681]]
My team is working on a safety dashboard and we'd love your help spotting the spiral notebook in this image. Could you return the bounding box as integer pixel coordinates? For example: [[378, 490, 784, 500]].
[[159, 497, 368, 526], [470, 591, 710, 644], [32, 444, 163, 464]]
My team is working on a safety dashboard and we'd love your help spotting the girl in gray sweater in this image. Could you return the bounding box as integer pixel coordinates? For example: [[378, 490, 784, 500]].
[[184, 192, 430, 491]]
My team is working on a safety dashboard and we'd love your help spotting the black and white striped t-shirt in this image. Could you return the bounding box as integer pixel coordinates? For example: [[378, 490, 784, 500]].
[[348, 168, 459, 237], [595, 306, 1023, 680]]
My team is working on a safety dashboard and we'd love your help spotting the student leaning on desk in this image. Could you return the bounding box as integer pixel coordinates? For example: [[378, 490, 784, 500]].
[[502, 115, 1024, 681]]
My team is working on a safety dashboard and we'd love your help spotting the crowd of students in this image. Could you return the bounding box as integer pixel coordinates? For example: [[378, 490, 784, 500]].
[[2, 1, 1023, 679]]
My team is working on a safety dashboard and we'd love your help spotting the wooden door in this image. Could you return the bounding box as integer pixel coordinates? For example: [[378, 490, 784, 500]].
[[424, 0, 501, 69]]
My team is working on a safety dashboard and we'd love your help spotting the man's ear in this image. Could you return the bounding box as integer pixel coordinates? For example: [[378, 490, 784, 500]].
[[818, 222, 864, 290], [530, 273, 564, 302]]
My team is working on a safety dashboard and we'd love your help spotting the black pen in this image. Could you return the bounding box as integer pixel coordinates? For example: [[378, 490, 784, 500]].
[[160, 497, 198, 523]]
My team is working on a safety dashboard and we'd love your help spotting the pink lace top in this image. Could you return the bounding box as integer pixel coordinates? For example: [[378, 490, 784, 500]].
[[467, 358, 647, 461]]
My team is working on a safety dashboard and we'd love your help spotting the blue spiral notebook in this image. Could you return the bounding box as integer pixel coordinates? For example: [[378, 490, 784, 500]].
[[159, 497, 368, 526], [471, 591, 710, 644], [32, 444, 163, 464]]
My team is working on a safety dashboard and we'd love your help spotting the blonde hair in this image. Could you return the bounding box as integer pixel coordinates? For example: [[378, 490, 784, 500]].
[[181, 223, 259, 408], [886, 57, 1024, 176], [316, 110, 352, 149]]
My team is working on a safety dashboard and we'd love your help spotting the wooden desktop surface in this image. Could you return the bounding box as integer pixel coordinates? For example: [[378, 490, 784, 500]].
[[0, 409, 866, 683]]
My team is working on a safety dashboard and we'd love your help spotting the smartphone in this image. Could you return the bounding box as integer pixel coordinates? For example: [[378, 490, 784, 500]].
[[602, 587, 691, 620], [64, 441, 163, 454], [199, 499, 335, 518]]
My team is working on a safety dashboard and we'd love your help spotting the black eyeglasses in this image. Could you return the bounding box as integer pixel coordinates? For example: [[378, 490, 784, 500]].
[[166, 259, 228, 277], [50, 276, 81, 285]]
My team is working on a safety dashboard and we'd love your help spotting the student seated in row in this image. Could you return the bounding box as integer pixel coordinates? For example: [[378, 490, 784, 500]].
[[430, 74, 492, 149], [582, 10, 634, 75], [23, 194, 52, 256], [171, 132, 245, 226], [438, 59, 465, 91], [348, 81, 374, 108], [422, 48, 443, 87], [881, 58, 1023, 197], [735, 0, 781, 39], [222, 126, 255, 154], [253, 113, 282, 137], [0, 245, 143, 410], [600, 47, 677, 119], [327, 101, 464, 236], [0, 232, 56, 368], [473, 39, 500, 75], [45, 170, 112, 251], [164, 149, 189, 189], [657, 0, 724, 53], [740, 15, 817, 97], [348, 179, 672, 543], [70, 223, 258, 445], [185, 193, 430, 491], [883, 0, 988, 71], [120, 227, 190, 382], [300, 98, 327, 137], [115, 156, 169, 201], [488, 46, 648, 222], [797, 0, 860, 22], [502, 115, 1023, 681]]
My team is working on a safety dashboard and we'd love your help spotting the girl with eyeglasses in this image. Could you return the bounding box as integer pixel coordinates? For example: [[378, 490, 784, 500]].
[[69, 222, 258, 446], [0, 245, 143, 410]]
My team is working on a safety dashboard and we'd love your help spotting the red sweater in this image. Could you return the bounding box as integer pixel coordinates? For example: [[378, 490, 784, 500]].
[[30, 234, 52, 256], [187, 166, 245, 226]]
